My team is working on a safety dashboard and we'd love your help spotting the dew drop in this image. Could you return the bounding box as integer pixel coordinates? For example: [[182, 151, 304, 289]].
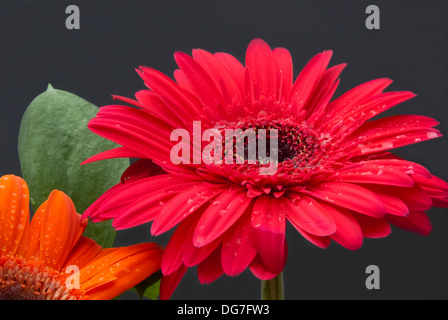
[[427, 131, 439, 139]]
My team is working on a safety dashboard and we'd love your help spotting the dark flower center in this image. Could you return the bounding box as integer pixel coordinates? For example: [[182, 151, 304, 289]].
[[222, 117, 324, 167]]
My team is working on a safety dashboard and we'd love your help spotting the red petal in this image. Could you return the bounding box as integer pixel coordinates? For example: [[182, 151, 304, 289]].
[[367, 184, 432, 211], [120, 159, 165, 183], [182, 217, 221, 268], [305, 182, 386, 218], [306, 63, 346, 123], [174, 52, 225, 116], [111, 191, 171, 230], [370, 191, 409, 216], [249, 242, 288, 281], [386, 210, 432, 236], [151, 184, 226, 236], [82, 174, 197, 223], [333, 164, 415, 188], [272, 47, 293, 101], [291, 225, 331, 249], [214, 52, 245, 95], [81, 146, 147, 165], [221, 212, 257, 276], [161, 214, 197, 275], [192, 49, 243, 105], [245, 39, 276, 101], [288, 50, 333, 114], [87, 105, 172, 163], [251, 196, 287, 274], [322, 78, 393, 122], [413, 174, 448, 197], [356, 158, 431, 178], [318, 202, 363, 251], [137, 66, 204, 124], [193, 187, 252, 247], [353, 114, 439, 139], [159, 264, 188, 300], [134, 90, 184, 127], [197, 246, 224, 284], [285, 195, 336, 236], [352, 213, 391, 238]]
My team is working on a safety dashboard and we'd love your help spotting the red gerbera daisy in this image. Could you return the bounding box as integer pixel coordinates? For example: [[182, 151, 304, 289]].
[[82, 39, 448, 299]]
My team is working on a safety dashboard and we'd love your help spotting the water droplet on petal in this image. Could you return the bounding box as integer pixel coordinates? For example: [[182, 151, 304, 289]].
[[427, 131, 439, 139]]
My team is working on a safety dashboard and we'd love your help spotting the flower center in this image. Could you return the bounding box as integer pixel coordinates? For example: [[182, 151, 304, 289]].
[[220, 117, 326, 168], [0, 256, 83, 300], [192, 115, 336, 191]]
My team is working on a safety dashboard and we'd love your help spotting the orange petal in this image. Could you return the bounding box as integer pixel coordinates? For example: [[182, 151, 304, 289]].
[[16, 199, 47, 259], [79, 243, 163, 300], [62, 236, 102, 270], [39, 190, 87, 271], [0, 175, 30, 256]]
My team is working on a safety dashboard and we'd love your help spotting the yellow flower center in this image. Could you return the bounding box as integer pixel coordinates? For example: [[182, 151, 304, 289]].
[[0, 256, 84, 300]]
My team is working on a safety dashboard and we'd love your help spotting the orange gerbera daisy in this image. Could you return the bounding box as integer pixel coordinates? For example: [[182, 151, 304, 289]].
[[0, 174, 163, 300]]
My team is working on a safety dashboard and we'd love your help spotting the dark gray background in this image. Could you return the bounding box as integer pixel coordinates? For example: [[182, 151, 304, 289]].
[[1, 0, 448, 300]]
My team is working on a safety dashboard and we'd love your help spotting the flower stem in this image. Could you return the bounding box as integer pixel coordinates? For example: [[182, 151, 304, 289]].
[[261, 272, 284, 300]]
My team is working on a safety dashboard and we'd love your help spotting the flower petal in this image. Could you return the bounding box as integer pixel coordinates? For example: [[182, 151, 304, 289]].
[[39, 190, 87, 270], [17, 200, 47, 259], [251, 195, 287, 274], [159, 264, 188, 300], [151, 184, 226, 236], [272, 47, 293, 101], [193, 187, 252, 247], [285, 194, 336, 236], [197, 246, 224, 284], [182, 215, 222, 268], [161, 214, 196, 276], [174, 51, 226, 117], [80, 243, 163, 300], [87, 105, 172, 163], [317, 202, 363, 251], [81, 146, 147, 165], [192, 48, 243, 105], [245, 39, 276, 101], [249, 242, 288, 280], [0, 175, 30, 256], [288, 50, 333, 114], [221, 211, 257, 277], [352, 213, 391, 238], [137, 66, 203, 122], [305, 182, 386, 218], [386, 210, 432, 236], [62, 236, 102, 270], [333, 164, 415, 187], [319, 78, 393, 128]]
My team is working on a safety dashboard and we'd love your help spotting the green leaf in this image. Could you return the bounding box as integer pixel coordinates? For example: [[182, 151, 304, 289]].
[[132, 270, 162, 300], [18, 84, 129, 248]]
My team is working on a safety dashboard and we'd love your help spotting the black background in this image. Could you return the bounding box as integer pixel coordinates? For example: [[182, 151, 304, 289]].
[[1, 0, 448, 300]]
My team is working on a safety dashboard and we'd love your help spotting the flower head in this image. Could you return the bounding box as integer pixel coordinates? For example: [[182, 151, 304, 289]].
[[0, 174, 163, 300], [82, 39, 448, 299]]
